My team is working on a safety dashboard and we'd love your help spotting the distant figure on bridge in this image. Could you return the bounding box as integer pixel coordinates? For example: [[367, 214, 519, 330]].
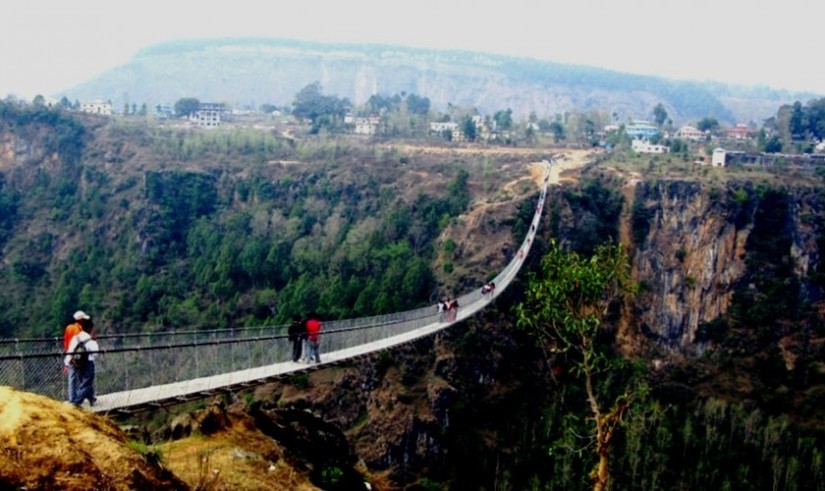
[[62, 310, 90, 402], [439, 299, 449, 322], [447, 298, 459, 322], [64, 317, 99, 407], [481, 282, 496, 297], [305, 313, 322, 364], [288, 315, 306, 363]]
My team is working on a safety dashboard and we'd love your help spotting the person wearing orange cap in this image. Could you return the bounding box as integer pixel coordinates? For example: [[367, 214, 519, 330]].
[[63, 311, 90, 402]]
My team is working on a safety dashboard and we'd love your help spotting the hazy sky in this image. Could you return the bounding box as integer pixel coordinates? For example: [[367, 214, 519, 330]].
[[3, 0, 823, 100]]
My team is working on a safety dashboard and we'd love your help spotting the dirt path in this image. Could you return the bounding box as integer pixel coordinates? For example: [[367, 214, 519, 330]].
[[461, 149, 595, 230]]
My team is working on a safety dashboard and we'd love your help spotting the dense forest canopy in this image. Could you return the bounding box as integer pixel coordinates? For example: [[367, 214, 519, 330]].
[[0, 101, 522, 338]]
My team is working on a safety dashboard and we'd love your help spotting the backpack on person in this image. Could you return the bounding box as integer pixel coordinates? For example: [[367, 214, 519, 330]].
[[288, 318, 305, 342], [72, 340, 90, 370]]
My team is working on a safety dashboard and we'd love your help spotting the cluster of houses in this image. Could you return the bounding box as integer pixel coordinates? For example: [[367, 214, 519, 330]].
[[343, 114, 501, 141], [75, 98, 230, 128], [602, 120, 763, 166], [614, 119, 825, 167], [79, 98, 113, 116], [427, 116, 498, 141], [343, 115, 381, 135], [71, 99, 819, 166]]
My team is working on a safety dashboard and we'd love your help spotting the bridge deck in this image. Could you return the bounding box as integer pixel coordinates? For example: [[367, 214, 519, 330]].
[[0, 160, 551, 415], [91, 288, 504, 414]]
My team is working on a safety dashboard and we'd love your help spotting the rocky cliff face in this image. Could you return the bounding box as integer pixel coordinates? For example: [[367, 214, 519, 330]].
[[253, 298, 545, 489], [629, 180, 824, 352], [61, 38, 816, 124], [134, 176, 825, 490]]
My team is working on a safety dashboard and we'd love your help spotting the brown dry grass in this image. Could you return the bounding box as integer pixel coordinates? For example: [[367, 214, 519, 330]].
[[0, 386, 186, 490], [162, 427, 317, 491]]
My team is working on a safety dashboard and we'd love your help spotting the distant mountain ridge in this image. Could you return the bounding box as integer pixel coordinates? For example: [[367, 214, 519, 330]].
[[61, 37, 818, 124]]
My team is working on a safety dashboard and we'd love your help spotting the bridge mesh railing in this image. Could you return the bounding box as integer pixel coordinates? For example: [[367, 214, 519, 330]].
[[0, 167, 549, 409]]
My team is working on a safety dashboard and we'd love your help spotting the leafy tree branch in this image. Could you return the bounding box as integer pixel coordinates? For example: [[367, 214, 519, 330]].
[[516, 240, 638, 491]]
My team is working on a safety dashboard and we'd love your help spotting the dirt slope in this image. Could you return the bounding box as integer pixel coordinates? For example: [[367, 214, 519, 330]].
[[435, 148, 594, 293], [0, 386, 186, 490]]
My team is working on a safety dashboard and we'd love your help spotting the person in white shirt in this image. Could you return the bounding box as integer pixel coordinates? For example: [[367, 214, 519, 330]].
[[64, 319, 99, 407]]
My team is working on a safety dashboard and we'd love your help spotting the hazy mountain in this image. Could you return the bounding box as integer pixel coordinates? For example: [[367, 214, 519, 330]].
[[60, 37, 818, 124]]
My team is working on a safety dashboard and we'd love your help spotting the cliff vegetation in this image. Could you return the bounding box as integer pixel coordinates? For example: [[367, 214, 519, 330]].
[[2, 101, 825, 490]]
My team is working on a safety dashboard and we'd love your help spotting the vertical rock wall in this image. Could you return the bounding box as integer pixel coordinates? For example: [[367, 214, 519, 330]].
[[629, 180, 822, 352]]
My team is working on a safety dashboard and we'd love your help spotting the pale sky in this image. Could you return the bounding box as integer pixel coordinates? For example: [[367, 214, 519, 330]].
[[3, 0, 823, 101]]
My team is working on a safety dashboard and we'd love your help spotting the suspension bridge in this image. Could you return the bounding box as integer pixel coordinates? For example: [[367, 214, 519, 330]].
[[0, 162, 552, 416]]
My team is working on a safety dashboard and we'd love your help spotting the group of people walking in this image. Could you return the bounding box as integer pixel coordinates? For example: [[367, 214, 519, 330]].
[[437, 298, 460, 322], [288, 313, 323, 364], [62, 310, 98, 407]]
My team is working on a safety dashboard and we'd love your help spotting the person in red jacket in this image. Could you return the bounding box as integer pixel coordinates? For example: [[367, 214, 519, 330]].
[[305, 314, 322, 364], [62, 310, 90, 402]]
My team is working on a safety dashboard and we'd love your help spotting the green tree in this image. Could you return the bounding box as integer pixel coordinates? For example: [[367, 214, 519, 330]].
[[174, 97, 200, 118], [764, 134, 783, 153], [493, 109, 513, 131], [515, 241, 638, 491], [652, 103, 668, 127], [292, 82, 324, 121], [292, 81, 351, 131], [405, 93, 431, 116], [789, 101, 806, 140], [549, 121, 565, 142], [696, 117, 720, 132], [806, 97, 825, 140], [461, 115, 477, 142]]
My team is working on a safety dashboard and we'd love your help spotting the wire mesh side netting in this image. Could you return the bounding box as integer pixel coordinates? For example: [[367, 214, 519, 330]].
[[0, 168, 550, 408]]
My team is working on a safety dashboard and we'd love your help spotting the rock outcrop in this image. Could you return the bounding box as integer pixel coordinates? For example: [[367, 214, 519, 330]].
[[0, 386, 187, 490], [629, 180, 823, 352]]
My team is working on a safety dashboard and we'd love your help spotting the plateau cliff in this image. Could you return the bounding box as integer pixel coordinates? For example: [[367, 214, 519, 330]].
[[58, 38, 817, 124]]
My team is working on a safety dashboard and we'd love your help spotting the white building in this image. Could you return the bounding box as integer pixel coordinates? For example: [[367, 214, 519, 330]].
[[354, 116, 380, 135], [80, 98, 113, 116], [192, 103, 228, 128], [676, 125, 705, 141], [711, 148, 727, 167], [429, 121, 459, 133], [193, 109, 221, 128], [631, 139, 669, 154], [626, 120, 659, 140]]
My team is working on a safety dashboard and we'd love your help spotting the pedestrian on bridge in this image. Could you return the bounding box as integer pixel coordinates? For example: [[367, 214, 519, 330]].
[[62, 310, 90, 402], [288, 315, 305, 363], [439, 298, 449, 322], [64, 317, 99, 407], [305, 313, 322, 364], [447, 298, 459, 322]]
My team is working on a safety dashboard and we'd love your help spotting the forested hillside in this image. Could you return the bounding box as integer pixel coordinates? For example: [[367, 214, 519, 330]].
[[4, 99, 825, 490], [0, 102, 539, 337]]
